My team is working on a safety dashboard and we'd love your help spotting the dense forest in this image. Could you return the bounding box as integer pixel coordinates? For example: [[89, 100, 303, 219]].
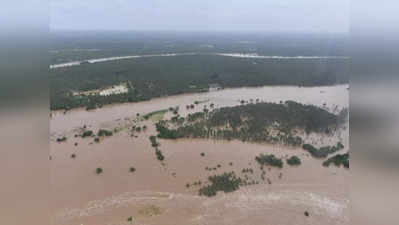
[[155, 101, 347, 145], [50, 54, 349, 110]]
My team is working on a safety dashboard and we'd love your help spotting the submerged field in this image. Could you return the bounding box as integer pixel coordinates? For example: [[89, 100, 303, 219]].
[[51, 84, 349, 225]]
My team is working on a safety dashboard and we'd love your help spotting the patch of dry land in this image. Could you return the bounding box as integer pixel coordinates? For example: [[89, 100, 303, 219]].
[[51, 85, 349, 225]]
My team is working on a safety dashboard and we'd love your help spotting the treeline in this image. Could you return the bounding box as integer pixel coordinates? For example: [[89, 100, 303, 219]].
[[51, 54, 349, 110], [155, 101, 346, 146], [51, 31, 349, 64]]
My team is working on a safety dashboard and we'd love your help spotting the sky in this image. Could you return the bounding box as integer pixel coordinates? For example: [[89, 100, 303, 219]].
[[51, 0, 350, 33]]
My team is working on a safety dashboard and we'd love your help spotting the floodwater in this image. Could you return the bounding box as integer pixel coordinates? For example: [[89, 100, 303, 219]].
[[51, 84, 348, 136], [51, 85, 349, 225]]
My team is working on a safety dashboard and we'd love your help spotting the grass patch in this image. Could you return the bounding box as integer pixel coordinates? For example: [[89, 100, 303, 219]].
[[143, 109, 168, 122], [138, 205, 162, 217]]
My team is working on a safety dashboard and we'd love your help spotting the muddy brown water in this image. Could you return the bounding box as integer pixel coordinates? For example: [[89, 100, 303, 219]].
[[51, 85, 349, 225]]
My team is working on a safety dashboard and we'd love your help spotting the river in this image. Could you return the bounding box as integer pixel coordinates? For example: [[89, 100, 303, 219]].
[[51, 84, 349, 225]]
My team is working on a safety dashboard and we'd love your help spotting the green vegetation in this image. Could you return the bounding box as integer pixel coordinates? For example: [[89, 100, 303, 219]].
[[127, 216, 133, 223], [81, 130, 93, 137], [323, 153, 349, 168], [199, 172, 242, 197], [50, 52, 348, 110], [56, 136, 67, 142], [302, 142, 344, 158], [97, 129, 113, 137], [155, 121, 184, 139], [149, 136, 159, 147], [154, 101, 345, 147], [155, 148, 165, 161], [148, 136, 165, 161], [255, 154, 283, 168], [96, 167, 103, 174], [286, 156, 301, 166]]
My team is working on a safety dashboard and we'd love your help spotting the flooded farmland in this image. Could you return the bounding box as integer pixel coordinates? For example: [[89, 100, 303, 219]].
[[51, 84, 349, 225]]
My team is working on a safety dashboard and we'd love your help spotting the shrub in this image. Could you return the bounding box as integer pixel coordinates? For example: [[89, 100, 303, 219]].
[[81, 130, 93, 138], [286, 156, 301, 166], [149, 136, 159, 147], [199, 172, 242, 197], [129, 167, 136, 173], [323, 153, 349, 168], [303, 143, 344, 158], [71, 154, 76, 159], [96, 167, 103, 174], [155, 148, 165, 161], [200, 152, 205, 157], [56, 136, 67, 142], [97, 129, 113, 137], [255, 154, 283, 168]]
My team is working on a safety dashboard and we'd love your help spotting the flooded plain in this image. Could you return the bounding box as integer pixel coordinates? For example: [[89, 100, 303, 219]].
[[51, 84, 349, 225]]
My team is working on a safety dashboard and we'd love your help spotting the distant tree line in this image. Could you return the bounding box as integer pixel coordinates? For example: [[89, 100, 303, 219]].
[[51, 55, 349, 110], [155, 101, 345, 146]]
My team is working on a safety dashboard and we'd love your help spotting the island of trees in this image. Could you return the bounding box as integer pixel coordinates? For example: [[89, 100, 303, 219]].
[[155, 101, 347, 147]]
